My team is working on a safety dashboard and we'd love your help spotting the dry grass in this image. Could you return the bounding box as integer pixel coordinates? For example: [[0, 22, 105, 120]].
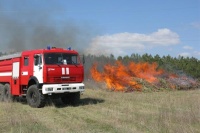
[[0, 83, 199, 133]]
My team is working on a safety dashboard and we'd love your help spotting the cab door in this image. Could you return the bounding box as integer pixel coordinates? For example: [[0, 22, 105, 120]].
[[33, 54, 43, 83]]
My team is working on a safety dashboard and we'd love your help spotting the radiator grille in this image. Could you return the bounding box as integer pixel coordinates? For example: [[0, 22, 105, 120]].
[[47, 76, 76, 83]]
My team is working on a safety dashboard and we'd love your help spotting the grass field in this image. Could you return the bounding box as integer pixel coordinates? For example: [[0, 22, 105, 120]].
[[0, 84, 199, 133]]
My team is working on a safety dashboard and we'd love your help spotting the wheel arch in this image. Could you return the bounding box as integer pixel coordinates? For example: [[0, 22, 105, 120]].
[[28, 76, 40, 88]]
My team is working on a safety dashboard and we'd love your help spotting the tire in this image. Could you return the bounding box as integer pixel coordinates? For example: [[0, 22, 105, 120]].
[[26, 85, 46, 108], [61, 92, 80, 105], [0, 84, 4, 102], [2, 84, 14, 102]]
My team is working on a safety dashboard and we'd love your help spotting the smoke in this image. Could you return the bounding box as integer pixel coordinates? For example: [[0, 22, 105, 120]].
[[0, 1, 91, 53]]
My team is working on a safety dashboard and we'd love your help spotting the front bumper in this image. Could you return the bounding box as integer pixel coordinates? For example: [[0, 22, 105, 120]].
[[42, 83, 85, 94]]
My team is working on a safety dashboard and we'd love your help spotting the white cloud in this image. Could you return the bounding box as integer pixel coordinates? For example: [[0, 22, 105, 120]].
[[194, 51, 200, 56], [183, 45, 193, 50], [178, 51, 200, 59], [149, 29, 180, 45], [85, 28, 180, 56], [179, 52, 191, 57], [191, 22, 200, 30]]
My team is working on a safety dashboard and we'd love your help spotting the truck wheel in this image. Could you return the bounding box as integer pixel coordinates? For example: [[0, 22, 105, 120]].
[[2, 84, 14, 102], [61, 92, 80, 105], [0, 84, 4, 101], [26, 85, 46, 108]]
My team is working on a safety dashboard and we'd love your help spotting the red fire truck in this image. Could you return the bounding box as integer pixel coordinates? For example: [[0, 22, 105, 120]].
[[0, 46, 85, 108]]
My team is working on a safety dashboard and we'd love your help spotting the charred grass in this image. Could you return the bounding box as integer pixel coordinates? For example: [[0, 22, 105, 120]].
[[0, 84, 199, 133]]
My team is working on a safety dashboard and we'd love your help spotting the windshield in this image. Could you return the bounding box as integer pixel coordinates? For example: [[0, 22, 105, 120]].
[[44, 53, 80, 65]]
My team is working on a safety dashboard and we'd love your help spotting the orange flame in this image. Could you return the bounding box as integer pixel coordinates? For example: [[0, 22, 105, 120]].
[[129, 62, 164, 83], [91, 61, 164, 91]]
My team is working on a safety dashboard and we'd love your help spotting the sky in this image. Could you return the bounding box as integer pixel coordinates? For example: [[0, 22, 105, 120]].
[[0, 0, 200, 59]]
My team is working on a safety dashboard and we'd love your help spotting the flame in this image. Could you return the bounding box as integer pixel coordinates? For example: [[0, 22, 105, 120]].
[[91, 61, 164, 91], [129, 62, 164, 83]]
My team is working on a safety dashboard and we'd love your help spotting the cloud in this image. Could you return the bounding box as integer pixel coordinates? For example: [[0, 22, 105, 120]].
[[179, 52, 191, 57], [178, 51, 200, 59], [85, 28, 180, 56], [191, 22, 200, 30], [194, 51, 200, 56], [183, 45, 193, 50]]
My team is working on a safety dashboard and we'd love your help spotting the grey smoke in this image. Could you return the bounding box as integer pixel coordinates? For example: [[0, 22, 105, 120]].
[[0, 1, 92, 53]]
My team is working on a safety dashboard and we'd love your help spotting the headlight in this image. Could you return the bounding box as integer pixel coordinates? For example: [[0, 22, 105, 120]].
[[79, 86, 84, 89], [45, 87, 53, 91]]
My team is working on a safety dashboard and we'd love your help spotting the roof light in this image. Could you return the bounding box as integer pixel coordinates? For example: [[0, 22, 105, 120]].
[[47, 46, 51, 50], [68, 47, 71, 50]]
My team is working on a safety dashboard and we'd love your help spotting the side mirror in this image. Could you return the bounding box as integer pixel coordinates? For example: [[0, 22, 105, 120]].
[[34, 55, 39, 58], [82, 55, 85, 64]]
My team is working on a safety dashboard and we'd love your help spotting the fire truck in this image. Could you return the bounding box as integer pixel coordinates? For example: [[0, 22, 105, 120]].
[[0, 46, 85, 108]]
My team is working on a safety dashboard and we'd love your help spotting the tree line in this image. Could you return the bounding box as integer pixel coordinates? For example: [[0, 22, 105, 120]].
[[84, 53, 200, 79]]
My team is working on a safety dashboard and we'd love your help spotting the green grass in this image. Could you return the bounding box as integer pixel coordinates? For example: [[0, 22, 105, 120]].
[[0, 85, 199, 133]]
